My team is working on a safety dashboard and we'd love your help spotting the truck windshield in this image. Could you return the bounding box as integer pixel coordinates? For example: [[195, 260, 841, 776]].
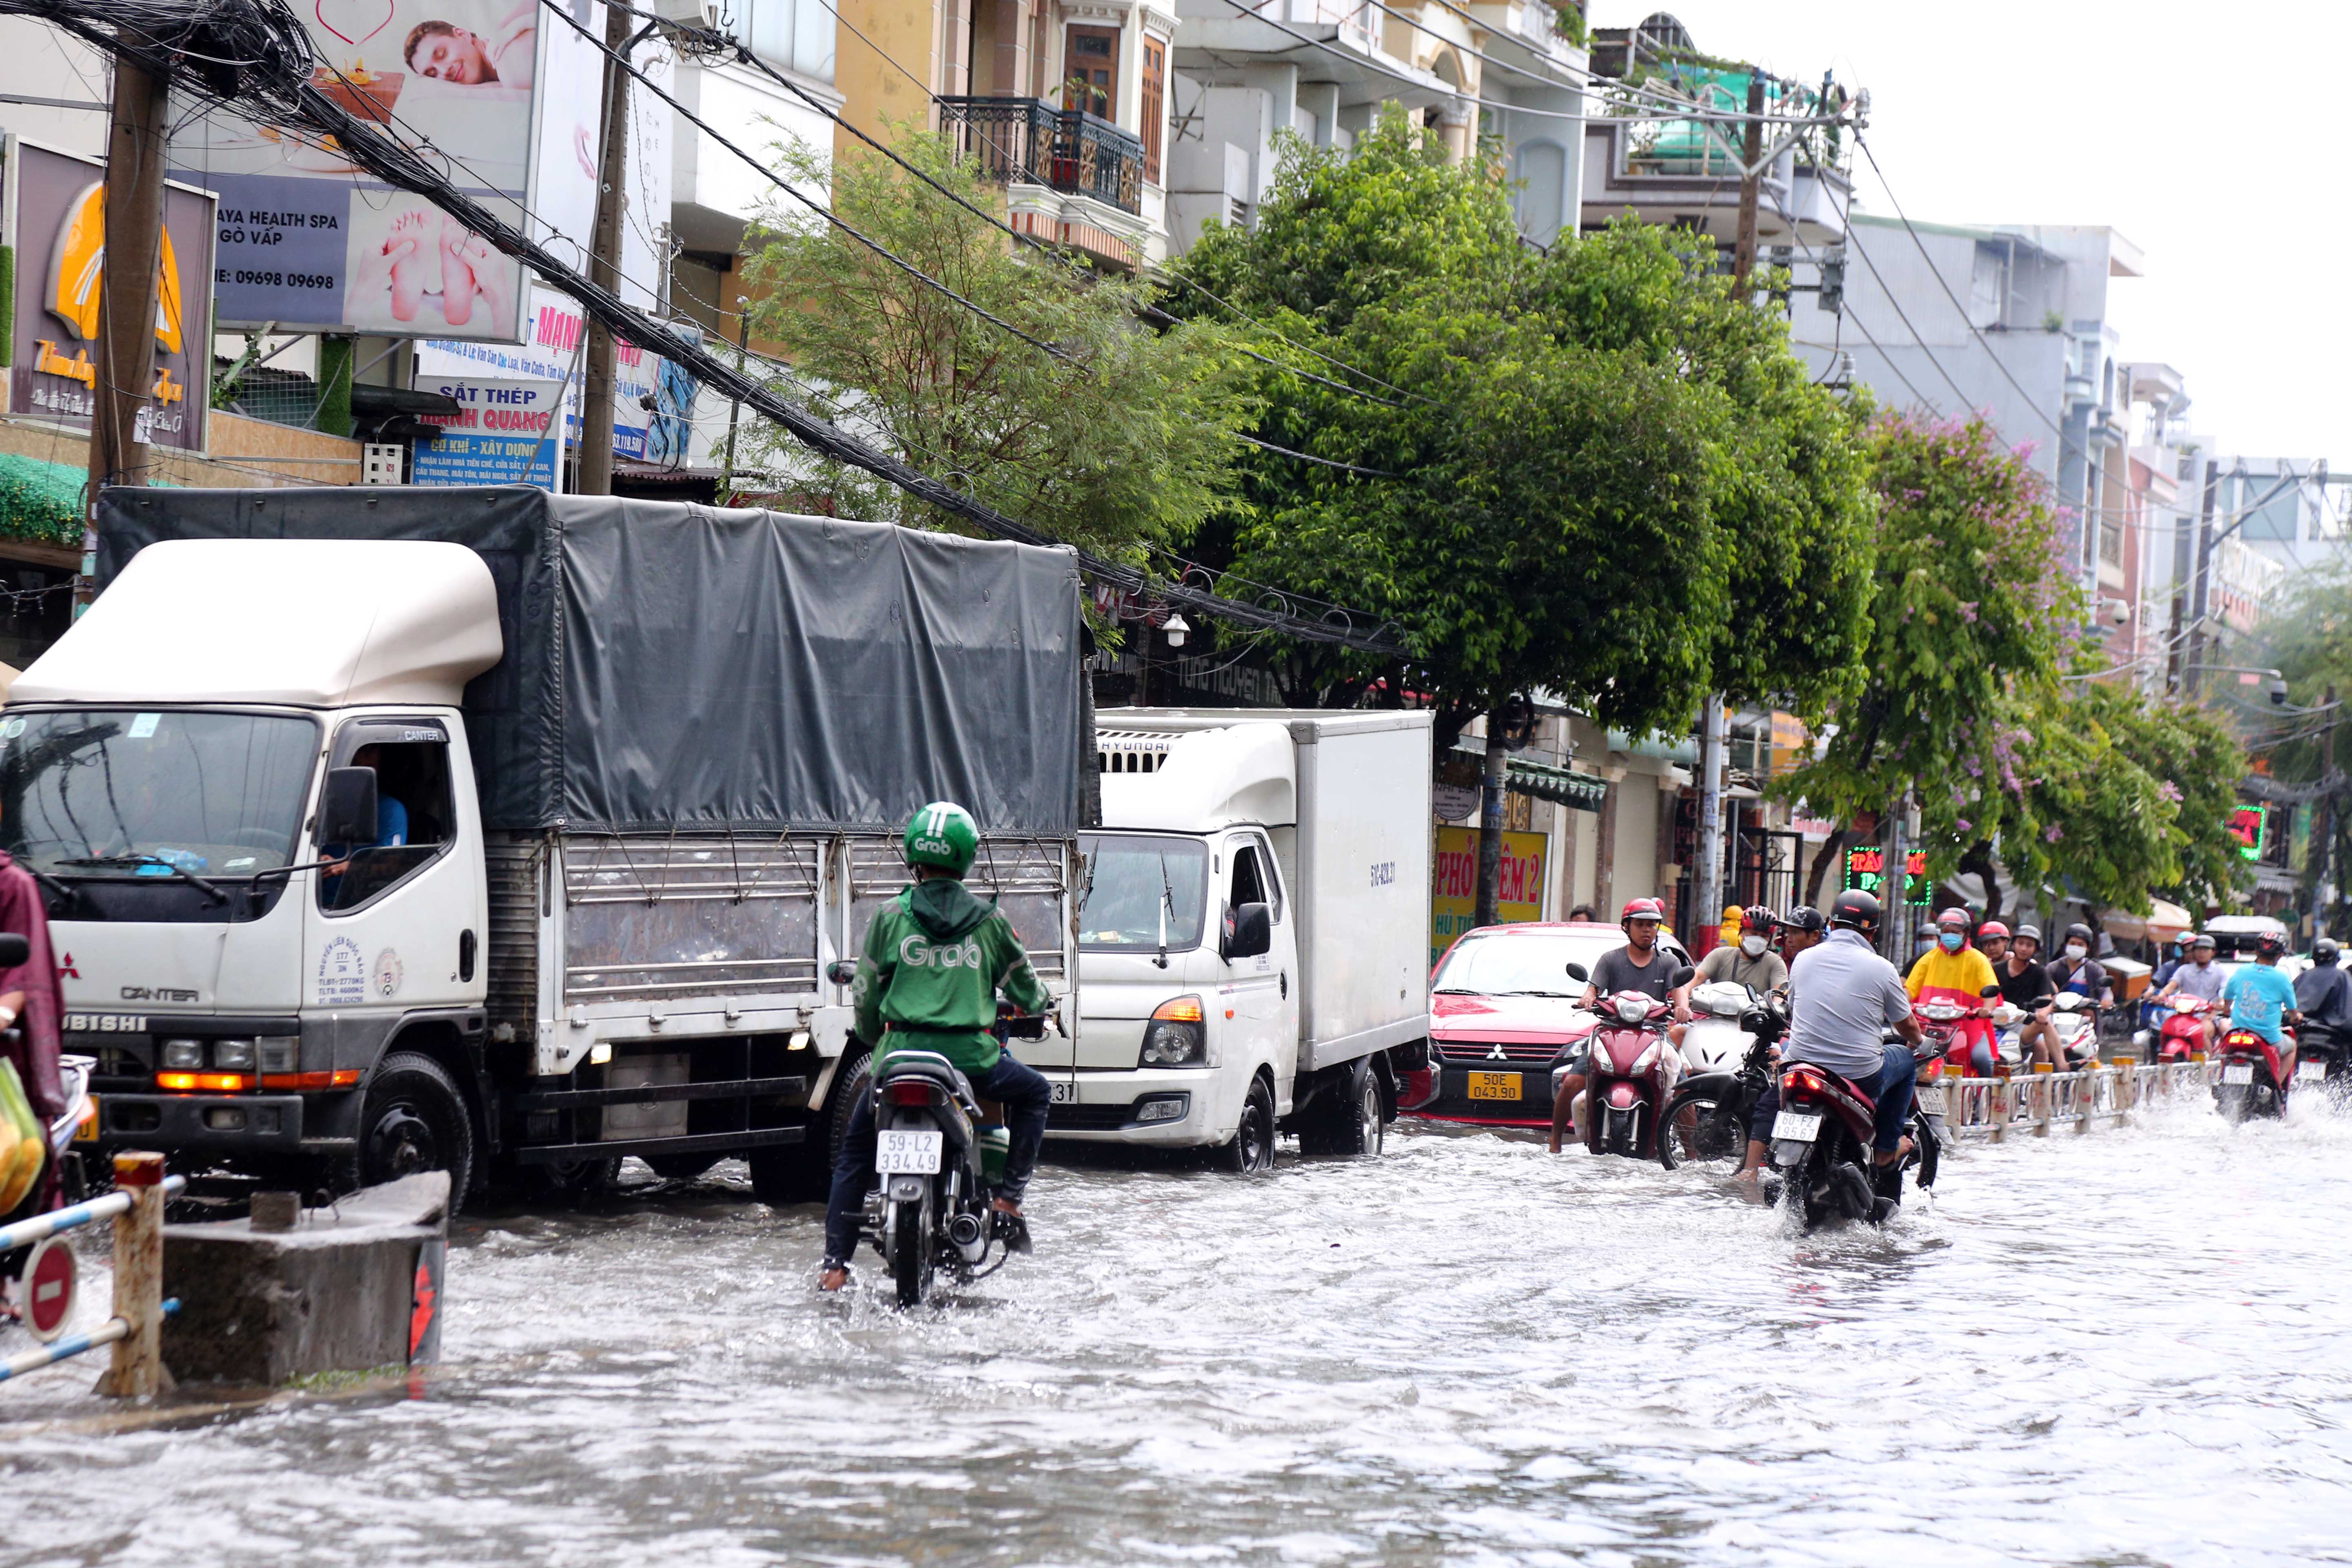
[[0, 709, 318, 877], [1078, 834, 1208, 951]]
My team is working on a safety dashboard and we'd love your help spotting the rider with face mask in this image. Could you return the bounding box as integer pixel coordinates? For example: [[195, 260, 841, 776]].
[[1697, 904, 1788, 991], [2046, 922, 2113, 1009], [1905, 907, 2000, 1074]]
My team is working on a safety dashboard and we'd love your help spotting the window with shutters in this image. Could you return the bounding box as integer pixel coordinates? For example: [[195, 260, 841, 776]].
[[1064, 24, 1118, 120], [1140, 36, 1165, 183]]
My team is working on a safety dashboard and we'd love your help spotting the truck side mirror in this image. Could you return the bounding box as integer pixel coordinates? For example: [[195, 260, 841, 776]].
[[1224, 901, 1272, 962], [319, 767, 379, 847], [1564, 961, 1590, 984], [0, 933, 27, 968]]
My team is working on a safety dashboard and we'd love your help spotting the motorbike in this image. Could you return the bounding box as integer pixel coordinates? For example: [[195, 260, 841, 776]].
[[2, 1044, 95, 1341], [2049, 992, 2102, 1069], [828, 961, 1038, 1308], [1765, 1037, 1940, 1232], [2212, 1016, 2289, 1123], [2136, 996, 2218, 1066], [1659, 990, 1787, 1169], [1581, 964, 1697, 1161], [2292, 1021, 2350, 1099], [1682, 981, 1762, 1076]]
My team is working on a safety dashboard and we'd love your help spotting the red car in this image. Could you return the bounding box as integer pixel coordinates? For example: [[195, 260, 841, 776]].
[[1404, 920, 1691, 1128]]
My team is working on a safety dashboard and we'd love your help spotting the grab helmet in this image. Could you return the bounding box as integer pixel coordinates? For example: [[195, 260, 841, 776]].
[[902, 801, 980, 876]]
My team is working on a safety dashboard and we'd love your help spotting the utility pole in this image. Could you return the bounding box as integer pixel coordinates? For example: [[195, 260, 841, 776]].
[[1695, 696, 1727, 953], [578, 4, 641, 497], [2185, 459, 2220, 699], [1475, 708, 1509, 930], [88, 40, 169, 503], [1729, 71, 1765, 296], [1881, 794, 1911, 964], [2314, 685, 2340, 944]]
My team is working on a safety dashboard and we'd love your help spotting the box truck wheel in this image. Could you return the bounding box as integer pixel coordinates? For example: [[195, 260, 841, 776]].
[[1218, 1073, 1277, 1175], [751, 1049, 867, 1205], [1298, 1057, 1383, 1158], [349, 1051, 475, 1203]]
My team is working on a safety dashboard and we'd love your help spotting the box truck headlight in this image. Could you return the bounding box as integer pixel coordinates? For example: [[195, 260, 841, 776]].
[[161, 1039, 205, 1070], [210, 1038, 257, 1071], [257, 1036, 299, 1074], [1140, 995, 1209, 1067]]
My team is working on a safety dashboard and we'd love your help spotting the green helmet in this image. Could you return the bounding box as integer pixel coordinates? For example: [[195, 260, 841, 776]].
[[903, 801, 980, 876]]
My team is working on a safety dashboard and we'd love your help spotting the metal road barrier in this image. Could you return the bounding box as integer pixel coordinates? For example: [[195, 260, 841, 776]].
[[1, 1153, 183, 1393], [1930, 1060, 2219, 1141]]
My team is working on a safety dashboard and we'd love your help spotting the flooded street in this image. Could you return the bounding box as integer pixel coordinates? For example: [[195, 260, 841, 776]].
[[9, 1096, 2352, 1566]]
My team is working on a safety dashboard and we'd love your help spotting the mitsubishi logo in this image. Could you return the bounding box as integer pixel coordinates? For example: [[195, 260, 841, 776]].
[[1487, 1044, 1507, 1062]]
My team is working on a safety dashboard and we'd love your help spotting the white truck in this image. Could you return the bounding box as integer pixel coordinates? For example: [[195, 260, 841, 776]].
[[16, 487, 1087, 1207], [1038, 709, 1432, 1168]]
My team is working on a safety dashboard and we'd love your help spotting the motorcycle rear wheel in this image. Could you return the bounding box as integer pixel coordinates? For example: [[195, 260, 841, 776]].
[[889, 1193, 933, 1308], [1658, 1084, 1749, 1169]]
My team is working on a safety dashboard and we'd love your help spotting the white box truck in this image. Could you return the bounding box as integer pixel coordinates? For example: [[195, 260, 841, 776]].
[[1031, 709, 1431, 1167], [19, 488, 1086, 1208]]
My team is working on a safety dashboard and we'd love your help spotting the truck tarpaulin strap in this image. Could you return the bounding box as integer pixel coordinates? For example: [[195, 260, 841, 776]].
[[93, 488, 1085, 836]]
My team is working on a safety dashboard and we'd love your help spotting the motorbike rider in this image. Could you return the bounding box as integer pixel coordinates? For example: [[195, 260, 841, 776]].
[[1549, 897, 1690, 1154], [1905, 907, 1999, 1075], [2046, 922, 2114, 1009], [1697, 904, 1788, 991], [2155, 931, 2228, 1051], [1734, 889, 1926, 1197], [819, 802, 1055, 1292], [2292, 937, 2352, 1059], [1775, 905, 1826, 971], [2220, 929, 2301, 1085], [1982, 922, 2064, 1070]]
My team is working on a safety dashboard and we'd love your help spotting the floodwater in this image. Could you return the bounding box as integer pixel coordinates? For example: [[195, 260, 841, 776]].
[[7, 1092, 2352, 1566]]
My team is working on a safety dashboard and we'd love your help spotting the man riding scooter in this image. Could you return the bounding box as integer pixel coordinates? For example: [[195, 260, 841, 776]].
[[2154, 931, 2228, 1053], [2293, 938, 2352, 1082], [2220, 929, 2301, 1089], [1905, 908, 1998, 1075], [1984, 923, 2064, 1070], [1548, 898, 1690, 1154], [1734, 889, 1926, 1204], [819, 802, 1056, 1292]]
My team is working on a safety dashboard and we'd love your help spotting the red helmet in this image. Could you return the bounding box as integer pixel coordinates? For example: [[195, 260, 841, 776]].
[[1742, 904, 1775, 931], [1621, 898, 1666, 926], [1978, 920, 2011, 940]]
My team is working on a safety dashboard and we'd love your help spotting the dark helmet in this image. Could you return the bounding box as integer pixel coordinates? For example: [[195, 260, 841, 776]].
[[1829, 888, 1881, 933], [2256, 929, 2288, 960], [1782, 904, 1826, 933], [2315, 938, 2341, 967], [1742, 904, 1776, 932], [2064, 922, 2094, 945]]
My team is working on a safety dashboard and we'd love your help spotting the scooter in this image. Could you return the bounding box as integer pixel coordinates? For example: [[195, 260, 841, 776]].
[[1660, 991, 1787, 1169], [1682, 980, 1761, 1075], [2137, 996, 2218, 1066], [1766, 1036, 1940, 1231], [1582, 964, 1696, 1161], [2212, 1016, 2288, 1123], [2050, 992, 2102, 1069], [2292, 1021, 2350, 1100], [3, 1047, 96, 1341]]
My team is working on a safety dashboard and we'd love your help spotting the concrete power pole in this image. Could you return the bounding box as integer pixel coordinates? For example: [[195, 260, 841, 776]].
[[577, 4, 637, 497], [88, 43, 169, 501], [1729, 72, 1765, 295], [1695, 696, 1727, 953]]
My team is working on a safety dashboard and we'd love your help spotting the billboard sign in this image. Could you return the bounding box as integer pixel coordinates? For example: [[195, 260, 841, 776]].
[[165, 0, 562, 338], [2226, 802, 2274, 861], [6, 139, 214, 452], [1432, 826, 1547, 966], [1843, 845, 1928, 905], [414, 284, 694, 462], [410, 375, 559, 487]]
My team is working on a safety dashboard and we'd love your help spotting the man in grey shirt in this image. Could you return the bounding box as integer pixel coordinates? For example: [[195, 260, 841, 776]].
[[1735, 889, 1924, 1192]]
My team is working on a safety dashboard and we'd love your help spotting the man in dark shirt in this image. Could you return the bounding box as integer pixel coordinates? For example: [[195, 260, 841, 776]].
[[1986, 924, 2060, 1069], [1549, 898, 1689, 1153], [2294, 938, 2352, 1049]]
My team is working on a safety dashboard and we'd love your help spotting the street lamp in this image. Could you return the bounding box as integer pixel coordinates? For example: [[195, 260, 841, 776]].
[[1163, 613, 1189, 649], [2181, 664, 2287, 704]]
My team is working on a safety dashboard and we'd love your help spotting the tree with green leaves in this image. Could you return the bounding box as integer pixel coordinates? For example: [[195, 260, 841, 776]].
[[737, 131, 1256, 562]]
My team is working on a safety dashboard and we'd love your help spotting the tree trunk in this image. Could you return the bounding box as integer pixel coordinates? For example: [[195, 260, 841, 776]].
[[1474, 709, 1509, 929], [1960, 840, 2003, 923], [1803, 823, 1850, 909]]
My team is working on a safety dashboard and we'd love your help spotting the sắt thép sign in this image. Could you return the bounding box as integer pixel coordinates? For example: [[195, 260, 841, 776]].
[[5, 138, 214, 452], [410, 375, 558, 487]]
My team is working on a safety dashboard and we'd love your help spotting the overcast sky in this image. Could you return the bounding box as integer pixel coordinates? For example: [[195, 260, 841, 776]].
[[1621, 1, 2343, 467]]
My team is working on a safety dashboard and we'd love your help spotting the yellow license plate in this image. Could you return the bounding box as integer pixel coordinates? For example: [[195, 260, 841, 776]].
[[1466, 1071, 1522, 1101], [75, 1097, 98, 1142]]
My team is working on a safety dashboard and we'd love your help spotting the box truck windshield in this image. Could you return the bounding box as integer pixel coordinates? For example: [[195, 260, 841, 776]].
[[1078, 834, 1207, 951], [0, 708, 318, 875]]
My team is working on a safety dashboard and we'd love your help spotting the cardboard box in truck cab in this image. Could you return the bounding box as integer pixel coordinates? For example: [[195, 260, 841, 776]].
[[1035, 709, 1430, 1162], [10, 487, 1086, 1206]]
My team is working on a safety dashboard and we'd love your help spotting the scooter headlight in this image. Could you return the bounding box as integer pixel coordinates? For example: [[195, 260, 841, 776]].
[[1614, 995, 1648, 1024], [1631, 1040, 1662, 1076]]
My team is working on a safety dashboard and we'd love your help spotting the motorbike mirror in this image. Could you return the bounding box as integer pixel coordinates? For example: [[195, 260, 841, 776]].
[[1670, 964, 1697, 989], [0, 933, 25, 968], [824, 958, 857, 987], [1981, 984, 2004, 998], [1564, 961, 1590, 984]]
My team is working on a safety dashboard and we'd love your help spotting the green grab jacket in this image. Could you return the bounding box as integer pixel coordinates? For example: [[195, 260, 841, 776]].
[[853, 876, 1052, 1074]]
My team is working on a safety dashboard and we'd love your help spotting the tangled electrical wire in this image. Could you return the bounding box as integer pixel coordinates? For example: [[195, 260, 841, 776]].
[[9, 0, 1406, 655]]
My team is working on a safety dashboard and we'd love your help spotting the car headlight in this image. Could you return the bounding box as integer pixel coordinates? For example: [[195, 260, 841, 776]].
[[210, 1038, 256, 1071], [1140, 995, 1208, 1067], [1614, 996, 1648, 1024], [161, 1038, 204, 1070]]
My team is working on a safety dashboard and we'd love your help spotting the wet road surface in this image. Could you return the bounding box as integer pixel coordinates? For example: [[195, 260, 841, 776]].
[[7, 1092, 2352, 1566]]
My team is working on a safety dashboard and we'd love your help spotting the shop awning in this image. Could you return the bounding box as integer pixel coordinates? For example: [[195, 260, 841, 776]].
[[1450, 741, 1609, 812], [2103, 898, 2193, 942]]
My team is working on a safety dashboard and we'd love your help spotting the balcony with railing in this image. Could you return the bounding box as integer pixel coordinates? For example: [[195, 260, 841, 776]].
[[938, 97, 1145, 216]]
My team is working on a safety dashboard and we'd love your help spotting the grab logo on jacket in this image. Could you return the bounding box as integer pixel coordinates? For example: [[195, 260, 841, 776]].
[[899, 934, 984, 970]]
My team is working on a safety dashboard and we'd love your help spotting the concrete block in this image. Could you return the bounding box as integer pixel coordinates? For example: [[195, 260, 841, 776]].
[[160, 1172, 449, 1385]]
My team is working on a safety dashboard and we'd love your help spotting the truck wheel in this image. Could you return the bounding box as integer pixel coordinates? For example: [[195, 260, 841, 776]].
[[751, 1050, 868, 1206], [1218, 1074, 1276, 1174], [1299, 1058, 1383, 1157], [356, 1051, 475, 1204]]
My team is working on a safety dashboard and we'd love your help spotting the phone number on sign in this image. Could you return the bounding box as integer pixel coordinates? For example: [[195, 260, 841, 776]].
[[216, 269, 337, 290]]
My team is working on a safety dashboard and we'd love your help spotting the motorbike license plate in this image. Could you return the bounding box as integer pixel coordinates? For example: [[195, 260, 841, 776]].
[[2222, 1063, 2256, 1086], [1771, 1110, 1822, 1142], [2296, 1062, 2326, 1083], [875, 1129, 944, 1174], [1050, 1080, 1079, 1105], [1913, 1085, 1946, 1116], [1466, 1071, 1521, 1101]]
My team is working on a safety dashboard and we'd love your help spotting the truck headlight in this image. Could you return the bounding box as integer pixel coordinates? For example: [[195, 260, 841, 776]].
[[161, 1039, 204, 1070], [1140, 995, 1207, 1067], [257, 1036, 299, 1074], [210, 1038, 256, 1071]]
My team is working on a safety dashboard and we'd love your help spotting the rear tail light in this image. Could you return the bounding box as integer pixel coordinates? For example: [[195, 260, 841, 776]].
[[886, 1079, 938, 1107]]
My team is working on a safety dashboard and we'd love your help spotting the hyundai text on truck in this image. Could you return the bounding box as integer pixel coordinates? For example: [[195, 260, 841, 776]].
[[12, 488, 1086, 1206], [1049, 710, 1433, 1167]]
